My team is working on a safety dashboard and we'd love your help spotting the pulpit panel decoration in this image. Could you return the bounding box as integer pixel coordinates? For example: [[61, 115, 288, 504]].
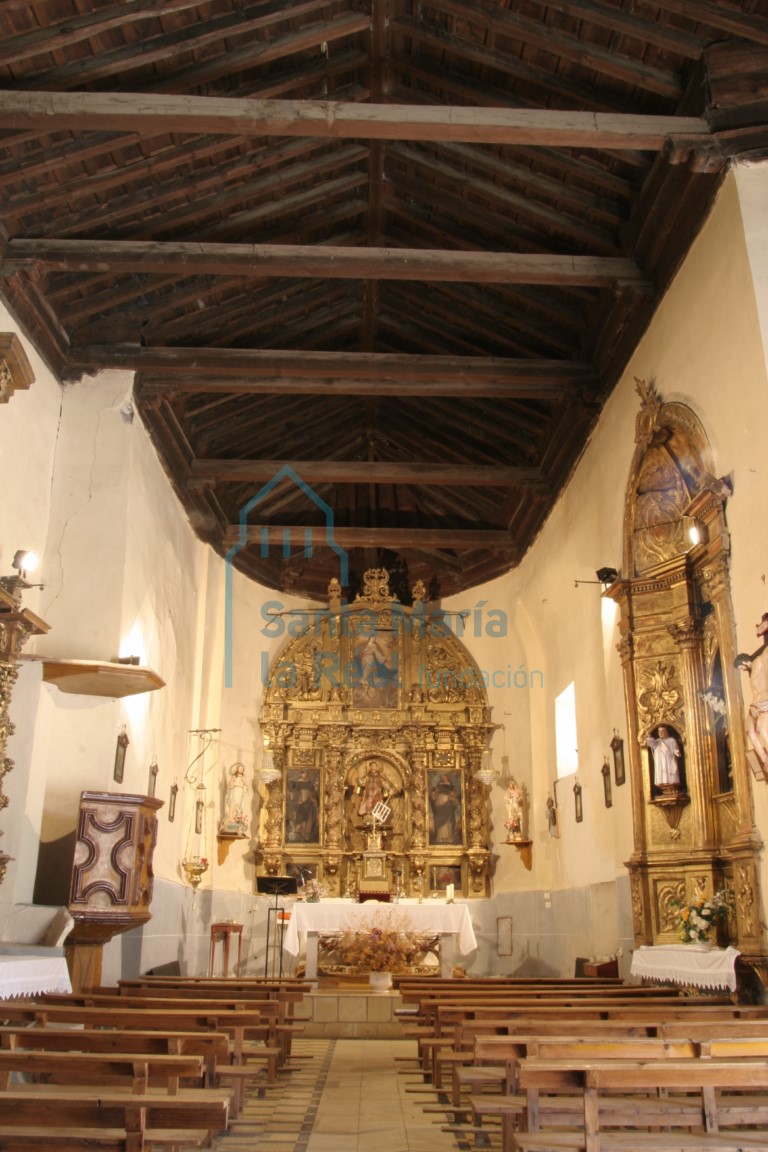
[[68, 790, 163, 943]]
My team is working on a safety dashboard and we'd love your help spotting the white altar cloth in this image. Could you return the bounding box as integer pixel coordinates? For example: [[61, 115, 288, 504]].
[[281, 898, 477, 978], [631, 944, 740, 993], [0, 953, 72, 998]]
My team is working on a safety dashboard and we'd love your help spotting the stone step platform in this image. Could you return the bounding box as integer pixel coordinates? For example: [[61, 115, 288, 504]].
[[296, 978, 407, 1038]]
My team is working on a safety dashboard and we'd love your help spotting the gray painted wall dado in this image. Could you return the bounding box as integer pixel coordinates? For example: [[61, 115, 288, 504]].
[[102, 877, 634, 984]]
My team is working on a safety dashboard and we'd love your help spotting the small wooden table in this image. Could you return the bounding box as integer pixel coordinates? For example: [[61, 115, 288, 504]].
[[209, 921, 243, 977]]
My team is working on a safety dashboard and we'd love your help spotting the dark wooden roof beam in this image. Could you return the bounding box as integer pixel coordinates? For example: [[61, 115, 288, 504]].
[[0, 92, 710, 150], [6, 239, 652, 289], [223, 525, 514, 549], [191, 460, 541, 487]]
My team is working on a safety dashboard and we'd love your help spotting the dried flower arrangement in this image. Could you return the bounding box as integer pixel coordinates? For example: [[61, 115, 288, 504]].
[[328, 911, 439, 973]]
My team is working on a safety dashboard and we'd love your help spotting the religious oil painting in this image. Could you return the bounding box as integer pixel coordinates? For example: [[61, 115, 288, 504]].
[[351, 627, 400, 709], [285, 767, 321, 844], [427, 769, 463, 846], [430, 864, 462, 895]]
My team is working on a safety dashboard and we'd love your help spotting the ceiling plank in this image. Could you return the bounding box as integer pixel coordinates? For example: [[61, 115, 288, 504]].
[[0, 91, 710, 149], [421, 0, 683, 98], [7, 239, 650, 288]]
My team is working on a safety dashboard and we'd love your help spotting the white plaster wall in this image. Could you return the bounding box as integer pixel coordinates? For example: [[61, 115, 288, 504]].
[[0, 307, 61, 921], [0, 303, 61, 583]]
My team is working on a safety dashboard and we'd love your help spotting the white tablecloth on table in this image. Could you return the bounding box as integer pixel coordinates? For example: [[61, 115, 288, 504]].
[[0, 953, 72, 998], [282, 898, 477, 956], [630, 944, 741, 992]]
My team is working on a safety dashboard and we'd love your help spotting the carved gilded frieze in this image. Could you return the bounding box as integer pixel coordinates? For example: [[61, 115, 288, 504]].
[[655, 877, 687, 935], [636, 660, 685, 741], [735, 862, 758, 938], [630, 874, 644, 936], [0, 333, 34, 405]]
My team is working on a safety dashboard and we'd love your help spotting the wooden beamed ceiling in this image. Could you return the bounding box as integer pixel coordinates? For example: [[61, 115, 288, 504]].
[[0, 2, 767, 600]]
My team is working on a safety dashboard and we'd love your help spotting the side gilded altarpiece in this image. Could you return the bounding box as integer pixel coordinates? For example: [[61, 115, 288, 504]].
[[255, 569, 495, 898], [0, 578, 49, 886], [610, 381, 766, 987], [0, 334, 42, 883]]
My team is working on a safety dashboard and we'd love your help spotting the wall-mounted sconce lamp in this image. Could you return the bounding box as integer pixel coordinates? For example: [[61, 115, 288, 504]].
[[1, 549, 45, 595], [574, 567, 619, 590]]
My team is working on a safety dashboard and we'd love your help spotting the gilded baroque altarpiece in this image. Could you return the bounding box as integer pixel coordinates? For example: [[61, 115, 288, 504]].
[[255, 569, 494, 897], [610, 382, 766, 982]]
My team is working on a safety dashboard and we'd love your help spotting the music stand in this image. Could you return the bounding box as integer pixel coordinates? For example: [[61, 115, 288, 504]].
[[257, 876, 298, 977]]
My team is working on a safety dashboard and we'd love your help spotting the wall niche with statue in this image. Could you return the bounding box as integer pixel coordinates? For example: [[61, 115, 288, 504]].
[[255, 569, 495, 898], [610, 380, 766, 979]]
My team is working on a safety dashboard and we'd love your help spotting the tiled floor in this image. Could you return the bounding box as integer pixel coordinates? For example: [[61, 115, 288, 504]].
[[213, 1038, 469, 1152]]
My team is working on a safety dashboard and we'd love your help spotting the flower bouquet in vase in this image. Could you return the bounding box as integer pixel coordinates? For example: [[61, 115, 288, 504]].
[[671, 888, 733, 946]]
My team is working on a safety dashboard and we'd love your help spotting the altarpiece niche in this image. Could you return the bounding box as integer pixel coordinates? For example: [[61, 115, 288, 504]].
[[255, 569, 494, 898]]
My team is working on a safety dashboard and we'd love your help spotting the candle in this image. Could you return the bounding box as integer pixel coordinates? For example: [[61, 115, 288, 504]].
[[446, 883, 454, 902]]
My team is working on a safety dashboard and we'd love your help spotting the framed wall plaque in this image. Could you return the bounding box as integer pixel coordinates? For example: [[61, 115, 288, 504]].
[[168, 782, 178, 822], [573, 779, 583, 823], [611, 732, 625, 786], [601, 760, 613, 808], [113, 730, 129, 783]]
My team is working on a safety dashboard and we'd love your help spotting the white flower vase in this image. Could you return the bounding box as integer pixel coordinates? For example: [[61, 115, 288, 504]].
[[368, 971, 393, 993]]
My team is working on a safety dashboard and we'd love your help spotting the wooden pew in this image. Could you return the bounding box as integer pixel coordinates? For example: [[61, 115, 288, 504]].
[[435, 1007, 768, 1098], [448, 1021, 669, 1106], [0, 1002, 277, 1062], [515, 1057, 768, 1152], [0, 1086, 230, 1152], [465, 1038, 768, 1152], [0, 1049, 205, 1094], [0, 1025, 230, 1085], [0, 1001, 282, 1115], [451, 1033, 703, 1150], [417, 996, 739, 1081], [40, 990, 300, 1066]]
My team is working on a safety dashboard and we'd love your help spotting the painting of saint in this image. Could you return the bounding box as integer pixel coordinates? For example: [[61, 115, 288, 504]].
[[351, 628, 400, 708], [285, 767, 321, 843], [428, 769, 463, 846]]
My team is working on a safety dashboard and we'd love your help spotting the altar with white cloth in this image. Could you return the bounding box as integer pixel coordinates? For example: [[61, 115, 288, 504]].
[[0, 952, 72, 998], [631, 944, 741, 994], [282, 898, 477, 978]]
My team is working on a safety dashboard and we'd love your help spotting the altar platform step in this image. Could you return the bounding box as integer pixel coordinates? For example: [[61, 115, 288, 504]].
[[296, 984, 406, 1038]]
